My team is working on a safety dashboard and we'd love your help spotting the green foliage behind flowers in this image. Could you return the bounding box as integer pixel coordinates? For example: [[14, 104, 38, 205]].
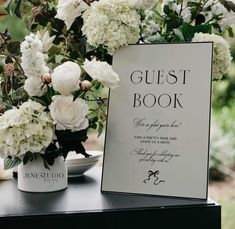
[[140, 0, 235, 43], [210, 109, 235, 171], [210, 33, 235, 174]]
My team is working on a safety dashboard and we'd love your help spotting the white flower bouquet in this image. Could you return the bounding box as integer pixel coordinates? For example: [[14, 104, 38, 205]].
[[0, 31, 119, 169], [0, 0, 234, 169]]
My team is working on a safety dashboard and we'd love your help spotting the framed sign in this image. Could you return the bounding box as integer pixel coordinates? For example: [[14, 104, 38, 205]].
[[101, 43, 213, 199]]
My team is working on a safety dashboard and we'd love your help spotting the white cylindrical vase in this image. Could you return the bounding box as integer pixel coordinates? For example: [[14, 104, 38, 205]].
[[17, 156, 67, 192]]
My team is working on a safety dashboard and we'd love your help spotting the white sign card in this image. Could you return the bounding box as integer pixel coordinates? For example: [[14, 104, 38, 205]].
[[101, 43, 213, 199]]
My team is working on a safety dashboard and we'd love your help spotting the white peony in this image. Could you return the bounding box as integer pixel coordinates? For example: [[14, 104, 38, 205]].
[[55, 0, 89, 29], [82, 0, 141, 54], [0, 100, 53, 159], [51, 61, 81, 96], [192, 33, 232, 80], [49, 95, 89, 132], [83, 59, 120, 89], [24, 77, 47, 97]]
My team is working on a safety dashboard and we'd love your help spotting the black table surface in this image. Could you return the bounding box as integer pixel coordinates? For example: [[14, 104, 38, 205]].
[[0, 166, 217, 218]]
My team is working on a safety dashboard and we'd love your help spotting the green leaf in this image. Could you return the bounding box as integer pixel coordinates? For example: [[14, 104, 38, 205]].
[[0, 6, 5, 12], [6, 1, 17, 15], [42, 157, 50, 170], [227, 1, 235, 11], [0, 15, 29, 42], [98, 121, 104, 137], [72, 89, 86, 100], [44, 86, 56, 105], [87, 110, 98, 119], [14, 0, 21, 17], [88, 115, 98, 129], [166, 16, 182, 31], [23, 152, 34, 165], [31, 96, 48, 107], [163, 5, 170, 15], [55, 54, 64, 63], [4, 157, 22, 170], [187, 2, 202, 8], [49, 45, 61, 55], [85, 43, 97, 53], [195, 14, 205, 25], [173, 29, 185, 41], [144, 34, 166, 43], [0, 64, 3, 74], [35, 14, 49, 27], [180, 23, 212, 41], [47, 85, 56, 97], [219, 0, 235, 12], [7, 41, 21, 55], [228, 27, 234, 37]]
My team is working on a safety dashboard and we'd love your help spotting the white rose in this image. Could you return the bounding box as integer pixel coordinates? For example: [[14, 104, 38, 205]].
[[49, 95, 89, 132], [83, 59, 120, 89], [51, 61, 81, 96]]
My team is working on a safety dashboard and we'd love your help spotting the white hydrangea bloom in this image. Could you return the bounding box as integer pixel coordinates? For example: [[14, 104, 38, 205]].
[[55, 0, 89, 29], [192, 33, 232, 80], [142, 21, 161, 38], [83, 59, 120, 89], [0, 100, 53, 158], [24, 77, 47, 97], [82, 0, 141, 54], [49, 95, 89, 132], [20, 33, 49, 78], [141, 10, 161, 39], [133, 0, 159, 9]]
